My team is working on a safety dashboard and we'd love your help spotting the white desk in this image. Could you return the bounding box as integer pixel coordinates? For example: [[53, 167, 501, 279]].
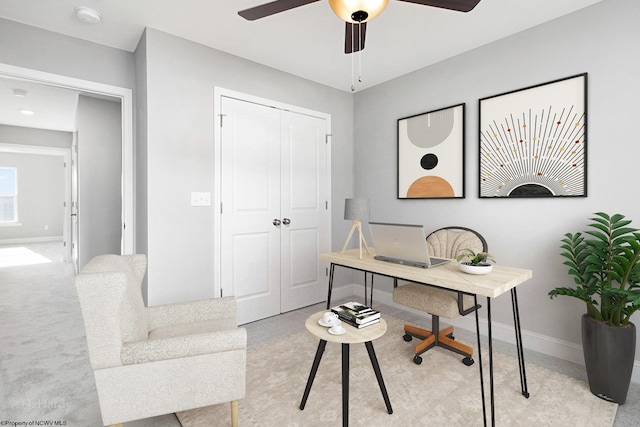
[[320, 249, 533, 427]]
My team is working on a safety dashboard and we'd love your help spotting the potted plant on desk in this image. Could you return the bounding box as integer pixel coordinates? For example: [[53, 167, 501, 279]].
[[549, 212, 640, 404], [456, 249, 496, 275]]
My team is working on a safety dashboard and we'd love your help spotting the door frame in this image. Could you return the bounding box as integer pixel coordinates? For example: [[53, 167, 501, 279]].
[[0, 62, 135, 256], [213, 87, 332, 297]]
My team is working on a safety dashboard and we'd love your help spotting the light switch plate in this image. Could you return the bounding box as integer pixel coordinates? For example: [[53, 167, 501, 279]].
[[191, 192, 211, 206]]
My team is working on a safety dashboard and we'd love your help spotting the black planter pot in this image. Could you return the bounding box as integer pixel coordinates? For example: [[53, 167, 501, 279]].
[[582, 314, 636, 404]]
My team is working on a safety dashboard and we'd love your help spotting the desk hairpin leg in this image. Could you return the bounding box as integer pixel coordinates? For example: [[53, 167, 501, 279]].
[[327, 265, 375, 308], [473, 295, 487, 427], [363, 272, 374, 307], [478, 292, 528, 427], [487, 297, 496, 427], [326, 264, 336, 309], [511, 288, 530, 398]]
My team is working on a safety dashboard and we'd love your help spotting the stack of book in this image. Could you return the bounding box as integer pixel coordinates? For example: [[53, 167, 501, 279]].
[[331, 301, 381, 329]]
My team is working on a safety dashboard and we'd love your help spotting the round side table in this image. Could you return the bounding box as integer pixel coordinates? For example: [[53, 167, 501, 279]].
[[300, 311, 393, 427]]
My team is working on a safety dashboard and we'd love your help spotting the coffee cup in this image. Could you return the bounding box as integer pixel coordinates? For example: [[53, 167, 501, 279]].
[[329, 324, 345, 334], [323, 312, 338, 324]]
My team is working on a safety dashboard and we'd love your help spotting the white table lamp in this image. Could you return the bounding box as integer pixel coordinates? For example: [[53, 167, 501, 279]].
[[341, 198, 371, 259]]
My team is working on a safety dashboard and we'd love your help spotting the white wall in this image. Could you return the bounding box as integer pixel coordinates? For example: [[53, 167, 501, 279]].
[[138, 29, 355, 306], [353, 0, 640, 364]]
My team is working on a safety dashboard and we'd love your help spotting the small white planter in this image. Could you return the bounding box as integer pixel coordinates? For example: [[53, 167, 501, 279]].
[[458, 262, 493, 275]]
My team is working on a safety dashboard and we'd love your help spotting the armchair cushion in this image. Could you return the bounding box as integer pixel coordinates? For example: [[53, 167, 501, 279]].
[[121, 327, 247, 365], [147, 296, 237, 330]]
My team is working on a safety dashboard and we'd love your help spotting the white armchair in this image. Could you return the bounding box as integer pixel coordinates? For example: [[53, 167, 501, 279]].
[[75, 254, 246, 427]]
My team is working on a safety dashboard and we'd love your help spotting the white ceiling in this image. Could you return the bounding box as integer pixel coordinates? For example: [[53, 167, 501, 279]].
[[0, 76, 80, 132], [0, 0, 603, 130]]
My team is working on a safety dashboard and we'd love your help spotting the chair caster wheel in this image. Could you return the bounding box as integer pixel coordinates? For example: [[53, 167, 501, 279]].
[[462, 357, 474, 366], [403, 334, 412, 342], [413, 355, 423, 365], [447, 334, 455, 340]]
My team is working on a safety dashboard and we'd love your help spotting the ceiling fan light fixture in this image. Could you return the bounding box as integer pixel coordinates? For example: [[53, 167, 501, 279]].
[[328, 0, 389, 23]]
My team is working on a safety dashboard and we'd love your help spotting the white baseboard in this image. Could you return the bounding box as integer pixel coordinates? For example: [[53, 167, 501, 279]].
[[0, 236, 63, 245], [350, 283, 640, 384]]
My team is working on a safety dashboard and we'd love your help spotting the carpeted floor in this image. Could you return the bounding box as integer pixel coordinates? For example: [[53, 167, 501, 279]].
[[176, 314, 617, 427], [1, 242, 640, 426]]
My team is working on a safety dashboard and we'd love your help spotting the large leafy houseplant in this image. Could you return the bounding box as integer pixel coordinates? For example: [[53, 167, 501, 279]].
[[549, 212, 640, 403], [549, 212, 640, 326]]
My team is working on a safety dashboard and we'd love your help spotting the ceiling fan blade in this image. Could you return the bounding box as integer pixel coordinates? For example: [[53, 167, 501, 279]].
[[238, 0, 321, 20], [396, 0, 481, 13], [345, 22, 367, 54]]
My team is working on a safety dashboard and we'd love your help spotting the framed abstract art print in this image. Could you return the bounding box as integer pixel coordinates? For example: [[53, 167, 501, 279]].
[[397, 103, 465, 199], [479, 73, 587, 198]]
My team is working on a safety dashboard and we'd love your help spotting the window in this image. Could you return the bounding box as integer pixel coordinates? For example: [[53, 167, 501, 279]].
[[0, 167, 18, 223]]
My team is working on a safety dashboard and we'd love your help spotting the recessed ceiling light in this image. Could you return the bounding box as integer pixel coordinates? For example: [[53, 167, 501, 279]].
[[75, 6, 102, 24], [19, 109, 35, 116], [13, 89, 28, 97]]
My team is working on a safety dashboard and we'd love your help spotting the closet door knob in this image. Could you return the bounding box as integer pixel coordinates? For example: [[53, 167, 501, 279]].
[[273, 219, 281, 226], [282, 218, 291, 225]]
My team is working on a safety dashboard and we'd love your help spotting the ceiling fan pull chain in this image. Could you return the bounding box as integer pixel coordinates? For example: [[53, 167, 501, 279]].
[[358, 22, 362, 84], [351, 24, 356, 92]]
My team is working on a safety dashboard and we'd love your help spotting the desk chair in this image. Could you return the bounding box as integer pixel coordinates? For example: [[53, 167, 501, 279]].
[[393, 226, 486, 365]]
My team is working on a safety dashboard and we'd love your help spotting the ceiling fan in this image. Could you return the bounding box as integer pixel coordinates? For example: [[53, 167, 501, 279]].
[[238, 0, 482, 54]]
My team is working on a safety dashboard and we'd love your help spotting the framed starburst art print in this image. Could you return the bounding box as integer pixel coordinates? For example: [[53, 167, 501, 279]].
[[479, 73, 587, 198]]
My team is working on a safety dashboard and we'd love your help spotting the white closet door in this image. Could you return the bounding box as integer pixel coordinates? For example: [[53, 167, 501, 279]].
[[280, 111, 329, 312], [221, 97, 281, 324], [221, 96, 330, 325]]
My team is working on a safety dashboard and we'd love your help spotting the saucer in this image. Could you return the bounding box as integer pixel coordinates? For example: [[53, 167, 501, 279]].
[[328, 327, 346, 335], [318, 318, 340, 327]]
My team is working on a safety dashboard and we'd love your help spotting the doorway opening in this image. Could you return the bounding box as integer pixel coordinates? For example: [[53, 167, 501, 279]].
[[0, 63, 134, 270]]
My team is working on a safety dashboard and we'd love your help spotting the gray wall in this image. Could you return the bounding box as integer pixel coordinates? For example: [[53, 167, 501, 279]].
[[0, 18, 134, 90], [3, 1, 635, 371], [134, 32, 149, 303], [0, 124, 73, 149], [0, 151, 65, 241], [76, 95, 122, 268], [0, 125, 71, 242], [0, 19, 134, 266], [353, 0, 640, 363], [138, 28, 355, 305]]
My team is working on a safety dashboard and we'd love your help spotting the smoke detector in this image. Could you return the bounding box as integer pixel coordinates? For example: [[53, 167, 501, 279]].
[[75, 7, 102, 24]]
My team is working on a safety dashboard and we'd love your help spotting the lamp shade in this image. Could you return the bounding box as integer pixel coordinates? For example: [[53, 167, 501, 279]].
[[328, 0, 389, 23], [344, 198, 370, 221]]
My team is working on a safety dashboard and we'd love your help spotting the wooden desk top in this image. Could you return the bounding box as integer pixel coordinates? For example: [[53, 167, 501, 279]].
[[305, 311, 387, 344], [321, 249, 533, 298]]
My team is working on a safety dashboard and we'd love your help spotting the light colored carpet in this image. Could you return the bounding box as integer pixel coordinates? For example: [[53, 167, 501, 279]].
[[176, 315, 617, 427]]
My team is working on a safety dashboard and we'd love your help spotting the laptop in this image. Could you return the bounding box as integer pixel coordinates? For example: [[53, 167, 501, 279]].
[[368, 222, 450, 268]]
